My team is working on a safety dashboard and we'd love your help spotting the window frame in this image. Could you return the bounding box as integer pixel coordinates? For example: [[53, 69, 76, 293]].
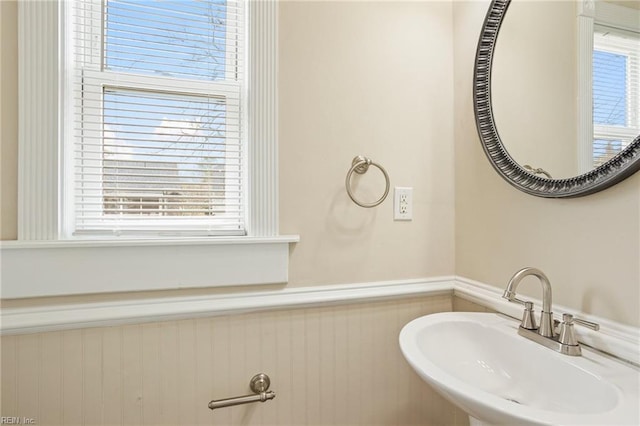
[[7, 0, 296, 299], [19, 0, 280, 241]]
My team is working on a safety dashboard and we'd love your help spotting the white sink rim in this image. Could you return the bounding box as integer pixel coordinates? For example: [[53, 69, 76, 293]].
[[399, 312, 640, 425]]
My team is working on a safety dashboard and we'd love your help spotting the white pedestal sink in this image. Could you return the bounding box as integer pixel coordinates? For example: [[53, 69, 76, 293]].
[[399, 312, 639, 425]]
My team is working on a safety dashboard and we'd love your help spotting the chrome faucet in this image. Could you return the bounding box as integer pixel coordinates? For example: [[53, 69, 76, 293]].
[[503, 267, 554, 337], [503, 267, 599, 356]]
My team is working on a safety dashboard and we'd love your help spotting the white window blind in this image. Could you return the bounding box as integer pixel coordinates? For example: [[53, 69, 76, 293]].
[[592, 24, 640, 168], [70, 0, 245, 236]]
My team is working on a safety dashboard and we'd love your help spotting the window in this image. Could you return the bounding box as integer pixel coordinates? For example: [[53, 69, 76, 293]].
[[17, 0, 279, 241], [9, 0, 291, 297], [576, 0, 640, 172], [69, 0, 244, 236], [592, 25, 640, 167]]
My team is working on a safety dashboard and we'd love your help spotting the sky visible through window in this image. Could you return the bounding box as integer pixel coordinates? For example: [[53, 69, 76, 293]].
[[104, 0, 228, 80]]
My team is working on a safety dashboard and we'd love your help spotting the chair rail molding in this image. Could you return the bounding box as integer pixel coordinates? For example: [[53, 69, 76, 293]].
[[0, 277, 454, 335], [1, 276, 638, 366]]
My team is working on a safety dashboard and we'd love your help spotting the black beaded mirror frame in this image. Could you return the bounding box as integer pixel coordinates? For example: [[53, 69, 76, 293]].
[[473, 0, 640, 198]]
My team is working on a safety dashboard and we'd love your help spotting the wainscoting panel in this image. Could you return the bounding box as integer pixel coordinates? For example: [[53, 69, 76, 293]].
[[0, 295, 468, 426]]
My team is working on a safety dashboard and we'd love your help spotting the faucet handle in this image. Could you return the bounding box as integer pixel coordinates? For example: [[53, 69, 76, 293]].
[[558, 314, 579, 346], [520, 301, 537, 330], [566, 314, 600, 331], [558, 314, 600, 346], [503, 294, 538, 330]]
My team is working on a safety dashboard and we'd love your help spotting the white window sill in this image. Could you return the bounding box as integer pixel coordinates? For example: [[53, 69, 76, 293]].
[[0, 236, 299, 299]]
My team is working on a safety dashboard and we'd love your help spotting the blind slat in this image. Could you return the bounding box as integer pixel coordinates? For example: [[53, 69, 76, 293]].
[[74, 187, 243, 195]]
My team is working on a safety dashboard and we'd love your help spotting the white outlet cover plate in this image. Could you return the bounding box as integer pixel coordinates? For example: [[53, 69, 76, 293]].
[[394, 187, 413, 221]]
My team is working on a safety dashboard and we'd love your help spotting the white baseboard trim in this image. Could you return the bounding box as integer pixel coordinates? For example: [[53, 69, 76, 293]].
[[2, 275, 638, 365]]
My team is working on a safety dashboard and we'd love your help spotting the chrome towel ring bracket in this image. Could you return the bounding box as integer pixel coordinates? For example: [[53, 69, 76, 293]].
[[345, 156, 390, 208]]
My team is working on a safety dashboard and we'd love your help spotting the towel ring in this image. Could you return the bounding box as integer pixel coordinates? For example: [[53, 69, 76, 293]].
[[345, 156, 390, 208]]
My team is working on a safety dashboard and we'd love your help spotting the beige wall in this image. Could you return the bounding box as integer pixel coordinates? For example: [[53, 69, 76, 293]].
[[1, 0, 638, 325], [1, 295, 468, 426], [0, 6, 462, 423], [1, 1, 639, 424], [0, 0, 18, 241], [0, 2, 456, 287], [453, 0, 640, 327], [278, 1, 455, 285], [0, 2, 637, 329], [607, 0, 640, 10]]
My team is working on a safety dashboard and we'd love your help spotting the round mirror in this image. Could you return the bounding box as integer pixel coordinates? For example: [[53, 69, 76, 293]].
[[474, 0, 640, 197]]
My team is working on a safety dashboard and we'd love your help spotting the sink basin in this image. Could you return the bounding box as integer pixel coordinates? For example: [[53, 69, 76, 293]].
[[399, 312, 640, 425]]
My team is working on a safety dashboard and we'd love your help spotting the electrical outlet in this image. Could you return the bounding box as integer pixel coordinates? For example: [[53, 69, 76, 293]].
[[394, 187, 413, 221]]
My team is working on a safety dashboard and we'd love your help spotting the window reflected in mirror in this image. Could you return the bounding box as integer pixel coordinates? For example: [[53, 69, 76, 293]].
[[491, 0, 639, 180], [592, 25, 639, 167]]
